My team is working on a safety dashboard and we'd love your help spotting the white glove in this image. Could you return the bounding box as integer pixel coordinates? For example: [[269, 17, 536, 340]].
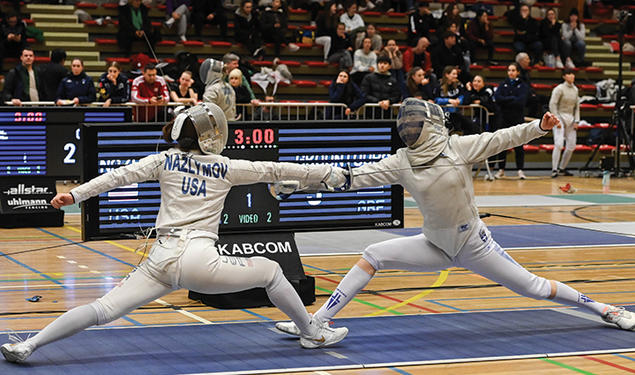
[[321, 166, 348, 192], [269, 181, 301, 200]]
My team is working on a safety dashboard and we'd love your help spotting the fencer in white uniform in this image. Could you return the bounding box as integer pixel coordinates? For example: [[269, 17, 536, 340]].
[[276, 98, 635, 338], [1, 103, 349, 363], [549, 68, 580, 177]]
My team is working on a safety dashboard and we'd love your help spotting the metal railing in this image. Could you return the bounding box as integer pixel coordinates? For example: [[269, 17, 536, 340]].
[[2, 101, 493, 128]]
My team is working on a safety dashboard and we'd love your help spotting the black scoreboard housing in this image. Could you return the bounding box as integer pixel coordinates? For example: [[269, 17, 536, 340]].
[[81, 121, 404, 240], [0, 107, 131, 178]]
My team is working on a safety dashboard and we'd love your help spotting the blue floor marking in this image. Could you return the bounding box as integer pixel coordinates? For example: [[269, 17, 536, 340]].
[[3, 307, 634, 375], [383, 224, 635, 248], [389, 367, 413, 374], [0, 250, 66, 288], [240, 309, 273, 321], [120, 315, 143, 326], [613, 353, 635, 361], [36, 228, 136, 267]]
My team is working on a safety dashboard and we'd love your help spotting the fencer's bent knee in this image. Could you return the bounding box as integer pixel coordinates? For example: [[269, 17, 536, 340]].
[[250, 256, 279, 288], [89, 300, 112, 326], [361, 244, 382, 271], [517, 274, 551, 300]]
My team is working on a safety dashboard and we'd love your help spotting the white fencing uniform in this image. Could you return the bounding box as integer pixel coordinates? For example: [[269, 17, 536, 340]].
[[24, 148, 335, 350], [549, 81, 580, 171]]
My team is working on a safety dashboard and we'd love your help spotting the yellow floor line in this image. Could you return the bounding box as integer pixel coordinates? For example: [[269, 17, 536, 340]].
[[364, 270, 450, 317]]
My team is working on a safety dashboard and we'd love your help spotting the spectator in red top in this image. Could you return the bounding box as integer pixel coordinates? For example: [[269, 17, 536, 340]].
[[403, 36, 432, 75], [131, 63, 169, 121]]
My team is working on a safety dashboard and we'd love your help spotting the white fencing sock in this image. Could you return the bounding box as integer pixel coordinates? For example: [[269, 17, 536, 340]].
[[314, 265, 373, 323], [552, 147, 561, 171], [266, 268, 315, 336], [27, 304, 99, 349], [560, 149, 573, 170], [551, 281, 608, 315]]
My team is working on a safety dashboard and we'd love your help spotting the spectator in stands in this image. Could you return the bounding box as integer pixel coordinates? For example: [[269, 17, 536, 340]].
[[549, 68, 579, 177], [260, 0, 299, 59], [437, 2, 464, 40], [510, 3, 543, 65], [380, 39, 405, 98], [164, 0, 191, 42], [493, 62, 529, 179], [98, 61, 130, 107], [222, 52, 260, 105], [433, 65, 475, 135], [192, 0, 228, 38], [466, 9, 495, 66], [466, 74, 494, 131], [2, 47, 42, 106], [515, 51, 546, 118], [351, 37, 377, 86], [55, 59, 96, 106], [117, 0, 161, 56], [327, 22, 353, 71], [201, 58, 236, 120], [403, 36, 431, 75], [354, 24, 382, 53], [340, 1, 365, 41], [405, 66, 434, 101], [326, 70, 365, 119], [170, 70, 198, 105], [561, 8, 586, 69], [446, 21, 471, 72], [315, 1, 339, 62], [361, 54, 401, 119], [39, 49, 68, 102], [131, 63, 170, 121], [407, 1, 436, 47], [228, 68, 253, 119], [1, 11, 26, 66], [235, 0, 265, 58], [539, 8, 563, 68], [431, 32, 469, 84]]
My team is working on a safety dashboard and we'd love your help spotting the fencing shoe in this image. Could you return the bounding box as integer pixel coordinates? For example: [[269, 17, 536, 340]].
[[602, 306, 635, 331], [300, 317, 348, 349], [1, 342, 34, 363], [275, 320, 302, 336]]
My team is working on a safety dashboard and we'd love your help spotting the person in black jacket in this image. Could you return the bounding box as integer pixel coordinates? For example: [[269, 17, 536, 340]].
[[431, 31, 469, 84], [326, 70, 366, 119], [361, 54, 401, 119], [539, 8, 562, 68], [493, 63, 530, 179], [1, 12, 26, 62], [407, 1, 436, 47], [405, 66, 434, 101], [56, 58, 96, 105], [466, 74, 494, 131], [510, 3, 543, 65], [260, 0, 295, 59], [39, 49, 68, 101], [192, 0, 227, 38], [98, 61, 130, 107], [2, 47, 43, 105], [327, 23, 353, 71], [116, 0, 160, 56], [234, 0, 264, 58], [315, 2, 339, 62]]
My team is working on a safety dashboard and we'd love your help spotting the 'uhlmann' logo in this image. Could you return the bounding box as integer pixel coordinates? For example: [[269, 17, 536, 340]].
[[2, 184, 50, 196], [7, 197, 49, 210]]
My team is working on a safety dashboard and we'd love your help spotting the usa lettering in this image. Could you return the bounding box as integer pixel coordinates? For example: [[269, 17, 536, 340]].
[[181, 176, 207, 197]]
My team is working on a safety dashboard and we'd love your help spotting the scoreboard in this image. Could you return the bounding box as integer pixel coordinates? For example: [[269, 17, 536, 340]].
[[81, 121, 404, 240], [0, 107, 131, 178]]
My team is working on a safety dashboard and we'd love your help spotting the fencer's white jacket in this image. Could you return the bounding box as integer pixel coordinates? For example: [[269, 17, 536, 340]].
[[70, 148, 332, 238], [549, 82, 580, 128], [350, 120, 547, 256]]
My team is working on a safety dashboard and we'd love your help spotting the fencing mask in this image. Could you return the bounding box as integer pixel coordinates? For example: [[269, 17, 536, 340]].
[[396, 98, 448, 148], [171, 103, 228, 155], [199, 58, 224, 87]]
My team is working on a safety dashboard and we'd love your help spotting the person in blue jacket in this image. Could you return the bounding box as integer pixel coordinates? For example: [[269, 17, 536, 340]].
[[432, 65, 476, 134], [56, 58, 96, 105], [493, 62, 530, 179], [98, 61, 130, 107], [326, 70, 366, 119]]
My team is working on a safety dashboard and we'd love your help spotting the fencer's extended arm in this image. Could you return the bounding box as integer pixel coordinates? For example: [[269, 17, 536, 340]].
[[349, 153, 402, 190], [227, 160, 333, 187], [70, 153, 164, 204], [452, 119, 547, 165]]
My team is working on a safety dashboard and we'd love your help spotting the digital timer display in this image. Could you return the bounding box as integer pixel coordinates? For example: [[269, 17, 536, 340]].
[[0, 107, 131, 178], [81, 121, 403, 240]]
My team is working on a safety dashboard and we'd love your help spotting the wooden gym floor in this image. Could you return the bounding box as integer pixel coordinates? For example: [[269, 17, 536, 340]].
[[1, 175, 634, 374]]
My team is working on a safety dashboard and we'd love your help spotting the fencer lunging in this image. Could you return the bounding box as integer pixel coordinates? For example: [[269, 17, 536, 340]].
[[1, 103, 349, 364], [276, 98, 635, 338]]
